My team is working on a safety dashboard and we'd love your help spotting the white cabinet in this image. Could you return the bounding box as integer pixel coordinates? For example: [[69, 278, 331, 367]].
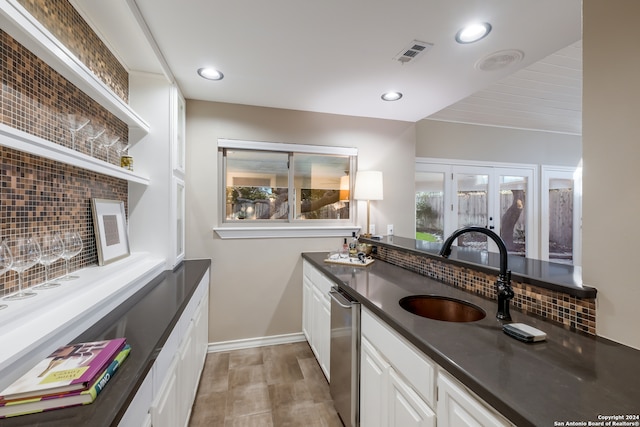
[[388, 368, 436, 427], [437, 371, 512, 427], [361, 307, 512, 427], [302, 260, 331, 380], [119, 270, 209, 427], [360, 309, 436, 427], [151, 357, 179, 427], [360, 337, 389, 427]]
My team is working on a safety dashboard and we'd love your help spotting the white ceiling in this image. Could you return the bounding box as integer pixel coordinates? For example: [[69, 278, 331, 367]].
[[71, 0, 583, 135]]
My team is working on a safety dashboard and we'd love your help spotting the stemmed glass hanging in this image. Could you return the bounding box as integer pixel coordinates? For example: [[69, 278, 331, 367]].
[[33, 234, 64, 290], [59, 114, 90, 151], [59, 232, 83, 281], [98, 132, 120, 163], [3, 237, 41, 301], [0, 240, 13, 309], [84, 124, 105, 157]]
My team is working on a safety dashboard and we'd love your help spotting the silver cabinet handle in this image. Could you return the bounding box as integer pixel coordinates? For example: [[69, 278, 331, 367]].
[[329, 289, 352, 309]]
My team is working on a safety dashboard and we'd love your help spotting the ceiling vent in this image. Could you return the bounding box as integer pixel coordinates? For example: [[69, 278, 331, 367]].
[[394, 40, 434, 64], [475, 49, 525, 71]]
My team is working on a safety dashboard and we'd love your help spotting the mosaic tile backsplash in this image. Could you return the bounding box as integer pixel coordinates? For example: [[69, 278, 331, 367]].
[[0, 1, 131, 297], [376, 246, 597, 335], [16, 0, 129, 103], [0, 146, 128, 297], [1, 30, 129, 164]]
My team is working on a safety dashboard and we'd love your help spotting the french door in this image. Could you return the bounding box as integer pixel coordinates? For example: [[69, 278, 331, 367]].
[[416, 161, 537, 258], [540, 165, 581, 265]]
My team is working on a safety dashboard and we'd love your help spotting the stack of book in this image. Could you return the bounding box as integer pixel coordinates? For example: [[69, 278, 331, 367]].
[[0, 338, 130, 418]]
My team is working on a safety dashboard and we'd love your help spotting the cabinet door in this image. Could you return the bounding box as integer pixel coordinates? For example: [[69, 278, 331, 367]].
[[302, 275, 312, 342], [193, 291, 209, 373], [318, 295, 331, 380], [177, 321, 196, 426], [360, 337, 390, 427], [310, 285, 322, 360], [151, 357, 179, 427], [388, 368, 436, 427], [437, 371, 511, 427]]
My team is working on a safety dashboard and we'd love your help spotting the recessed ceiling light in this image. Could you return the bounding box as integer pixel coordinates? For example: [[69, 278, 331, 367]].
[[381, 92, 403, 101], [455, 22, 492, 44], [197, 67, 224, 81]]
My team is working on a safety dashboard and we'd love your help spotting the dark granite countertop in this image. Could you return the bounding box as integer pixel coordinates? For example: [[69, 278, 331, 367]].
[[1, 259, 211, 427], [303, 252, 639, 427], [362, 235, 597, 298]]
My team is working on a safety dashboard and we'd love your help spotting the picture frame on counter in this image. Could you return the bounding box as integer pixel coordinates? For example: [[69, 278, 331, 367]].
[[91, 198, 130, 266]]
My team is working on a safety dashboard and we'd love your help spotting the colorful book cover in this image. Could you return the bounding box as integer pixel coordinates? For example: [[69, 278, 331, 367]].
[[0, 338, 126, 402], [0, 345, 131, 418]]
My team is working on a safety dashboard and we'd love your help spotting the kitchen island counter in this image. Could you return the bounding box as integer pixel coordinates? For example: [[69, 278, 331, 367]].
[[303, 252, 639, 427]]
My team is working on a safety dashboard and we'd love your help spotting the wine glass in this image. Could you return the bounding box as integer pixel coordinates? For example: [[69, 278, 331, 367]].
[[60, 114, 90, 150], [98, 132, 120, 163], [3, 237, 41, 301], [84, 124, 105, 157], [0, 240, 13, 309], [115, 141, 130, 163], [59, 232, 83, 281], [33, 234, 64, 290]]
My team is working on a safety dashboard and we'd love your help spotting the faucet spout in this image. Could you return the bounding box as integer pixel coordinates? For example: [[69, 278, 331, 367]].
[[439, 226, 514, 320]]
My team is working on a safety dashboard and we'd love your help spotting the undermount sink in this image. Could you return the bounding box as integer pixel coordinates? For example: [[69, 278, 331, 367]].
[[399, 295, 486, 322]]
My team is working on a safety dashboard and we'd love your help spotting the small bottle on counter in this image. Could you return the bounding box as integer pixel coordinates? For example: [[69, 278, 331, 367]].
[[349, 231, 358, 257]]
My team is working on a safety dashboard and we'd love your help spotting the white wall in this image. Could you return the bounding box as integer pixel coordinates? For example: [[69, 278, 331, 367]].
[[583, 0, 640, 350], [185, 101, 416, 343], [416, 119, 582, 167]]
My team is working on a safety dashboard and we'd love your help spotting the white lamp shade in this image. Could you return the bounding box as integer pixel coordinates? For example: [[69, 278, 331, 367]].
[[354, 171, 383, 201]]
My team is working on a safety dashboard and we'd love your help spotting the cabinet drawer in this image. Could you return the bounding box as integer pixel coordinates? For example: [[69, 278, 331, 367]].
[[303, 260, 334, 296], [362, 308, 437, 408]]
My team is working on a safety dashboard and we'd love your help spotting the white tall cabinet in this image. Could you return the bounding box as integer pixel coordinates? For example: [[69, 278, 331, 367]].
[[129, 74, 186, 269]]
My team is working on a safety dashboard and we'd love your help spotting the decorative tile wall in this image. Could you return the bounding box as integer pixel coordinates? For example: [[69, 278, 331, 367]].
[[16, 0, 129, 103], [0, 2, 131, 297], [0, 30, 128, 164], [376, 246, 597, 335], [0, 146, 128, 296]]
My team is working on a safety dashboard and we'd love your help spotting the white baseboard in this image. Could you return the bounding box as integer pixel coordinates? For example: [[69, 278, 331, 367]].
[[207, 332, 307, 353]]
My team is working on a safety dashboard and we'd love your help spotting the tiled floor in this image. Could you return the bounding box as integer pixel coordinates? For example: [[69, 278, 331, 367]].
[[188, 341, 344, 426]]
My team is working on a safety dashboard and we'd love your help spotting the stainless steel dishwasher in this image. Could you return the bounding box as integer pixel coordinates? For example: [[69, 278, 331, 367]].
[[329, 286, 361, 427]]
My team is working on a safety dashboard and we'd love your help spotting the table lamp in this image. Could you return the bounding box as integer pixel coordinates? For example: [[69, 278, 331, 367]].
[[354, 171, 383, 237]]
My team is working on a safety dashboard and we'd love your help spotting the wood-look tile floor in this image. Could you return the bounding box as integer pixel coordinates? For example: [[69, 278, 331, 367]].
[[188, 342, 344, 427]]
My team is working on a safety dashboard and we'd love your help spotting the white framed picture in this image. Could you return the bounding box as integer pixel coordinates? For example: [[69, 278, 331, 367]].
[[91, 198, 130, 266]]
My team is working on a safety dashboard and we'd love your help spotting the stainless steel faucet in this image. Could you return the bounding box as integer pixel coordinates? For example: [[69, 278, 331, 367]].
[[439, 226, 514, 320]]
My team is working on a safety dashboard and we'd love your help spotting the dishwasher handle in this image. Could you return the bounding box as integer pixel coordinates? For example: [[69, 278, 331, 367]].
[[329, 287, 353, 309]]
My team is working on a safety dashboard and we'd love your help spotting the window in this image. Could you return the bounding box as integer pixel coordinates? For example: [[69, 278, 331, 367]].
[[217, 139, 358, 238]]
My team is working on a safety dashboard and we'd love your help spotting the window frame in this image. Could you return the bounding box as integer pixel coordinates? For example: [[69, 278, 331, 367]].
[[215, 138, 360, 239]]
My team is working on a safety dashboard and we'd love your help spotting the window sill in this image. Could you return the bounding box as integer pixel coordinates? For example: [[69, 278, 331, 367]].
[[214, 225, 360, 239]]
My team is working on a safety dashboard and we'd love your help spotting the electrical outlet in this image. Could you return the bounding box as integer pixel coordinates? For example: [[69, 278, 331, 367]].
[[369, 224, 376, 235], [387, 224, 394, 235]]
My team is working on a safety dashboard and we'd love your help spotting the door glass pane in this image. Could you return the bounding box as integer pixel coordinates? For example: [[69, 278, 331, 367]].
[[293, 153, 350, 220], [549, 178, 573, 264], [415, 172, 444, 242], [457, 173, 488, 249], [225, 150, 289, 220], [499, 175, 527, 257]]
